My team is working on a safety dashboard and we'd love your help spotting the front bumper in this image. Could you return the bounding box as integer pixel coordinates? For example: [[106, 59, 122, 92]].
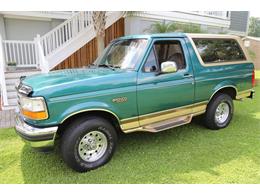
[[15, 114, 58, 148]]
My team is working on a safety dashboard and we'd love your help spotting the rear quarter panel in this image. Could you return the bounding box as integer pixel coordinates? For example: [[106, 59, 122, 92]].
[[185, 37, 254, 103]]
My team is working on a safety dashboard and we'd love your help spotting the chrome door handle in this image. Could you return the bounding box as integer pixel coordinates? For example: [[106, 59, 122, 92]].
[[183, 73, 193, 78]]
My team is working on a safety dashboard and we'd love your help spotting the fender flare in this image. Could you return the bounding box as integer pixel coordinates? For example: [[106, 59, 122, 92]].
[[209, 83, 238, 103]]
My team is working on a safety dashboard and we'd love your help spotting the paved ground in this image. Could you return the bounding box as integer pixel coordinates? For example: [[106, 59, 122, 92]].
[[0, 109, 15, 129]]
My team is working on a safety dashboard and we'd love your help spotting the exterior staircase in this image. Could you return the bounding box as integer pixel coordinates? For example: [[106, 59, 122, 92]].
[[4, 69, 41, 108], [0, 11, 124, 109]]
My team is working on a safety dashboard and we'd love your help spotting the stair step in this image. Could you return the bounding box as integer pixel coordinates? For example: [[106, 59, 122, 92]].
[[1, 105, 17, 110], [5, 70, 40, 79], [5, 78, 20, 86], [6, 85, 16, 92], [8, 98, 18, 106], [7, 91, 18, 99]]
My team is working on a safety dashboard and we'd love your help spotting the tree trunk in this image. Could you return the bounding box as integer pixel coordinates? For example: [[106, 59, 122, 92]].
[[92, 11, 106, 56], [97, 35, 105, 56]]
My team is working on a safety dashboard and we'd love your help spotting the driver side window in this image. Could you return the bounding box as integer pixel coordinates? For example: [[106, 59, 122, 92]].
[[143, 48, 158, 72], [143, 40, 186, 73]]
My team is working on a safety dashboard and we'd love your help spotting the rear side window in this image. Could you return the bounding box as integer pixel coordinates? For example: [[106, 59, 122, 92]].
[[193, 38, 246, 64]]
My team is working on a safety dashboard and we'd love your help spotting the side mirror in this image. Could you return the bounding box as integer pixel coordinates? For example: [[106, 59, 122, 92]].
[[160, 61, 178, 74]]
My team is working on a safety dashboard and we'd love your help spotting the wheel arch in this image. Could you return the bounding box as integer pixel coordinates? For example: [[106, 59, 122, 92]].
[[57, 109, 122, 137], [209, 85, 238, 103]]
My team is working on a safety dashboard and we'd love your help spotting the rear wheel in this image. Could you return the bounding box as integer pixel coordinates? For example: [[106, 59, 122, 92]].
[[61, 116, 117, 172], [204, 93, 234, 130]]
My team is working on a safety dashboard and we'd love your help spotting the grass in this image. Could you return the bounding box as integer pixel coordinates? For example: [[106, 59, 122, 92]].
[[0, 77, 260, 184]]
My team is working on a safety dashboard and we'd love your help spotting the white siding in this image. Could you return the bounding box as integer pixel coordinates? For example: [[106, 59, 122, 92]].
[[229, 11, 249, 34], [4, 18, 64, 40]]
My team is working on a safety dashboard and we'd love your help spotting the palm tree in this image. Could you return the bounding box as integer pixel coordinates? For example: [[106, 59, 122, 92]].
[[147, 20, 176, 33], [92, 11, 106, 55], [147, 20, 204, 34], [249, 17, 260, 37]]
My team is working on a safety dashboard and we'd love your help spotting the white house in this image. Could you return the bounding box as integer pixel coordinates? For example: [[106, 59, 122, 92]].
[[0, 11, 250, 110]]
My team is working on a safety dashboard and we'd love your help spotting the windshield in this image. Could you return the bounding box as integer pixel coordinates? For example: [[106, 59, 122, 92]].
[[94, 38, 148, 70]]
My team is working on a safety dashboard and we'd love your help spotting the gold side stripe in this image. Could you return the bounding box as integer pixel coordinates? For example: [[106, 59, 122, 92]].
[[120, 101, 208, 131], [120, 119, 139, 130]]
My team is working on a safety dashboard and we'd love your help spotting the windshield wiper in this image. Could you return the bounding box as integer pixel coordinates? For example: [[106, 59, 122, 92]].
[[86, 63, 97, 68], [98, 64, 120, 70], [98, 64, 113, 68]]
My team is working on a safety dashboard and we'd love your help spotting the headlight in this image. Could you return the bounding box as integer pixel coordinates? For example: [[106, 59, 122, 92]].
[[20, 96, 48, 120]]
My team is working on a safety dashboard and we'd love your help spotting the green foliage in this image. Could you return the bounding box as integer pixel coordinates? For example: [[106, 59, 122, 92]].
[[126, 11, 139, 17], [247, 48, 256, 60], [146, 20, 204, 34], [7, 61, 17, 66], [248, 17, 260, 37], [0, 82, 260, 183]]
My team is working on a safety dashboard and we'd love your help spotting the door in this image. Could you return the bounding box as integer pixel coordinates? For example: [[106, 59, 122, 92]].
[[137, 38, 195, 126]]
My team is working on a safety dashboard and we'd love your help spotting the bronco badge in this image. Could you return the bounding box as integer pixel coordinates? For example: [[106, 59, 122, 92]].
[[112, 97, 128, 103]]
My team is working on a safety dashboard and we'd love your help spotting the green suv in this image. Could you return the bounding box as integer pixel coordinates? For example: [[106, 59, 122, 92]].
[[15, 33, 255, 172]]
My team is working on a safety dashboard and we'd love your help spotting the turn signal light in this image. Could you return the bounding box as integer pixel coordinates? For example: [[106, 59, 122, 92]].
[[22, 109, 48, 120]]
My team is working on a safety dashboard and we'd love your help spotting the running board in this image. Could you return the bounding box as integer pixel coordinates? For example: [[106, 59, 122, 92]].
[[124, 115, 192, 133]]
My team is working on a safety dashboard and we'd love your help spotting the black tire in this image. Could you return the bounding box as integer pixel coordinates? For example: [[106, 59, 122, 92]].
[[204, 93, 234, 130], [60, 116, 117, 172]]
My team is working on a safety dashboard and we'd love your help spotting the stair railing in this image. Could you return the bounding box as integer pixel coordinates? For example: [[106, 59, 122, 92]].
[[40, 11, 92, 57], [0, 35, 8, 107]]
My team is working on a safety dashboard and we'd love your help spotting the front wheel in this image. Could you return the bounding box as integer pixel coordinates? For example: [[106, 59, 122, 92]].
[[61, 116, 118, 172], [204, 93, 234, 130]]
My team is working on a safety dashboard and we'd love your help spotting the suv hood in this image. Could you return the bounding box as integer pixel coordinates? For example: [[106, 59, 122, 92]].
[[22, 68, 137, 98]]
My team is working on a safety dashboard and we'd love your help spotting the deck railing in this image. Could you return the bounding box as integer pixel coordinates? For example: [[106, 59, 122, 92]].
[[192, 11, 229, 19], [2, 40, 38, 68]]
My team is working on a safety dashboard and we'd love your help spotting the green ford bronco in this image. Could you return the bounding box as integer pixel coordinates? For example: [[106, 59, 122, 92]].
[[15, 33, 255, 172]]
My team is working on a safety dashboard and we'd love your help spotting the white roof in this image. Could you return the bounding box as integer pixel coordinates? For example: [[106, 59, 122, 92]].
[[187, 33, 240, 39], [244, 36, 260, 42]]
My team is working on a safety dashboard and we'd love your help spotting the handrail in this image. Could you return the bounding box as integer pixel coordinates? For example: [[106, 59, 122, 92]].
[[40, 11, 93, 57], [0, 35, 8, 106]]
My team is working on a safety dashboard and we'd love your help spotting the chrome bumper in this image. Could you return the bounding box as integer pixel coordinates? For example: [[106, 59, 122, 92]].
[[15, 114, 58, 148]]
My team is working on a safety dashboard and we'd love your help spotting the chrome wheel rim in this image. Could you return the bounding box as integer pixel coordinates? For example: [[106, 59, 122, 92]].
[[215, 102, 230, 124], [78, 131, 108, 162]]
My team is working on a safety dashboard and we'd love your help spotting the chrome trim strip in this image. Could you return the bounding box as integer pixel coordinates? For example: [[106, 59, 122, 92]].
[[60, 108, 121, 124], [208, 85, 238, 102], [16, 83, 32, 96]]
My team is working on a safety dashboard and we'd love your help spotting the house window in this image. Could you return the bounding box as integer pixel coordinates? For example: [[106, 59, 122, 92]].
[[193, 38, 246, 64]]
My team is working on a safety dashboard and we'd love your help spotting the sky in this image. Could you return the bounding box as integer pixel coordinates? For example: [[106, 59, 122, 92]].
[[250, 11, 260, 18]]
